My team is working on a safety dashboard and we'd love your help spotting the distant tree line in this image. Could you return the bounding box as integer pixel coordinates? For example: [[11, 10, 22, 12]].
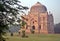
[[54, 23, 60, 34]]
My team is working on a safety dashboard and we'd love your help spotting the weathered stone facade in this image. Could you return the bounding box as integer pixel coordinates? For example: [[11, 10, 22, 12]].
[[21, 2, 54, 34]]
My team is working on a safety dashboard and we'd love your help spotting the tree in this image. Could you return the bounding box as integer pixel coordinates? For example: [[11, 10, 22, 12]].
[[20, 20, 26, 37], [0, 0, 28, 41], [54, 23, 60, 34]]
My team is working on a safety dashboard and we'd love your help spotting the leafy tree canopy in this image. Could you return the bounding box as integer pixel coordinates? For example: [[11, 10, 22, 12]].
[[0, 0, 28, 41]]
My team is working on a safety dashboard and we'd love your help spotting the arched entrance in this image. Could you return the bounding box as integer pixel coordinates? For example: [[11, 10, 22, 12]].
[[31, 25, 35, 34]]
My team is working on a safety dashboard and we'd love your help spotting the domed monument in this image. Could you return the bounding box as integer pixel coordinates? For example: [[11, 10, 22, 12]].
[[21, 2, 54, 34], [30, 2, 47, 13]]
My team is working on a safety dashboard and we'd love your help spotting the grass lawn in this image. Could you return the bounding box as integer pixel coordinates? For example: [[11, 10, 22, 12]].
[[6, 33, 60, 41]]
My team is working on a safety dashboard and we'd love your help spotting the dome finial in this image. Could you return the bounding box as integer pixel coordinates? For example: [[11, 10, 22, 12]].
[[37, 2, 40, 4], [35, 2, 42, 5]]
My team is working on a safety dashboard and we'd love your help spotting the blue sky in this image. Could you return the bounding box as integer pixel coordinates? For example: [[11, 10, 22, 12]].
[[19, 0, 60, 24]]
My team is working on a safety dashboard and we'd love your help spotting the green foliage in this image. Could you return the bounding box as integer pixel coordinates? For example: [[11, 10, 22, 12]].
[[0, 0, 28, 41], [22, 21, 26, 27], [54, 23, 60, 33], [20, 20, 26, 28], [22, 31, 25, 37], [20, 20, 26, 37]]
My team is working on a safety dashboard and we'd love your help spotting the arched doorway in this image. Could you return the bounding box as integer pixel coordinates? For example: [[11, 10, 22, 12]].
[[31, 25, 35, 34]]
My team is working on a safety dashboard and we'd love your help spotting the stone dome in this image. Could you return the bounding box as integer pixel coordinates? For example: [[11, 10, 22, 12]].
[[30, 2, 47, 13]]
